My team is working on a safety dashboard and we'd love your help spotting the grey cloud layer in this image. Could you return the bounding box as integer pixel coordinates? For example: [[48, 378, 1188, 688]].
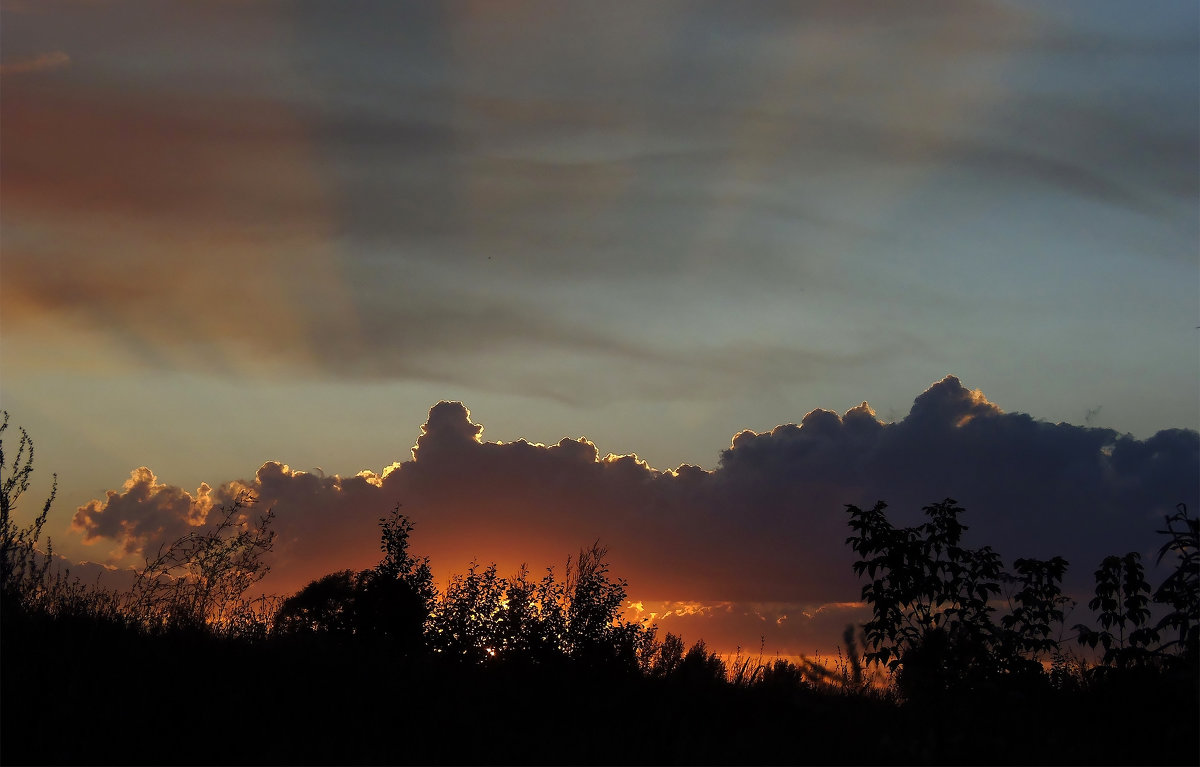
[[4, 1, 1194, 413], [73, 377, 1199, 613]]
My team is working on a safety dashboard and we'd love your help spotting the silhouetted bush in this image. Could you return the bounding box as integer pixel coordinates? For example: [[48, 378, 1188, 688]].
[[274, 569, 359, 636], [126, 491, 275, 635], [650, 631, 685, 678], [1153, 504, 1199, 660], [275, 507, 433, 653], [1072, 503, 1198, 695], [424, 542, 654, 670], [1075, 551, 1159, 667], [0, 411, 58, 614], [845, 498, 1069, 701], [430, 559, 507, 661], [677, 638, 727, 686]]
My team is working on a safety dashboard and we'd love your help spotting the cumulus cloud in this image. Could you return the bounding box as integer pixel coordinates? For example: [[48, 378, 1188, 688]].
[[73, 377, 1198, 642], [72, 468, 214, 557]]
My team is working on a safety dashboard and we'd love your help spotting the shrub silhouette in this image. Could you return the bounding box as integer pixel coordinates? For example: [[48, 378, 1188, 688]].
[[1074, 504, 1198, 672], [651, 631, 686, 677], [1074, 551, 1158, 668], [677, 638, 727, 685], [430, 559, 507, 661], [758, 657, 807, 691], [128, 491, 275, 634], [845, 498, 1069, 700], [0, 411, 58, 612], [999, 555, 1071, 664], [494, 564, 543, 659], [1152, 504, 1198, 662], [356, 506, 436, 650], [560, 542, 650, 668], [277, 518, 654, 669], [275, 569, 359, 636], [2, 412, 280, 639], [276, 506, 433, 651], [427, 542, 654, 669]]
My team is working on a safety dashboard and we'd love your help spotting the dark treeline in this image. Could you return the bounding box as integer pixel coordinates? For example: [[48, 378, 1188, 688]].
[[2, 413, 1197, 765]]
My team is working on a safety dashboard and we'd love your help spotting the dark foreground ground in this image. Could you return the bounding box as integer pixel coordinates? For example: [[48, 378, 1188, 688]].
[[3, 608, 1196, 766]]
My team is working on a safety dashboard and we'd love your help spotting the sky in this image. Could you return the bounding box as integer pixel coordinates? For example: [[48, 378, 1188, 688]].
[[2, 1, 1197, 656]]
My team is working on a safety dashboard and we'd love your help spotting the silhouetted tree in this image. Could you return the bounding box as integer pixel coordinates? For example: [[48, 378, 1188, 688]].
[[846, 499, 1069, 700], [1070, 504, 1198, 678], [495, 564, 540, 659], [350, 507, 435, 650], [561, 542, 651, 668], [1000, 557, 1071, 656], [430, 560, 505, 661], [276, 507, 435, 650], [677, 638, 727, 685], [647, 631, 684, 678], [1074, 552, 1158, 668], [425, 542, 653, 669], [274, 569, 359, 637], [1152, 504, 1198, 662], [847, 499, 1001, 697], [375, 507, 434, 595]]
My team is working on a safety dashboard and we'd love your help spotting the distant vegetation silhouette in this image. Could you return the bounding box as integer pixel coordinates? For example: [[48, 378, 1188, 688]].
[[1, 412, 1196, 764]]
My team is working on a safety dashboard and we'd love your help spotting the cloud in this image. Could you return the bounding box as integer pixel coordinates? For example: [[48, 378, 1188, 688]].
[[72, 468, 214, 557], [72, 378, 1199, 626], [5, 0, 1193, 403], [0, 51, 71, 76], [625, 599, 874, 657]]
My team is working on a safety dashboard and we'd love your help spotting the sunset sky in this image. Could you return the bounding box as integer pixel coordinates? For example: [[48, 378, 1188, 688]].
[[2, 1, 1197, 656]]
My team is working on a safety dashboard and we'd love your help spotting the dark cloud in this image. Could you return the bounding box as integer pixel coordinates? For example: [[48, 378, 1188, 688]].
[[72, 468, 213, 557], [73, 378, 1199, 639]]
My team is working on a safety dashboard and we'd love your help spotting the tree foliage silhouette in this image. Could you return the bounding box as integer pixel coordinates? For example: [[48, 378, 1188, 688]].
[[276, 505, 433, 650], [427, 542, 653, 668], [1072, 506, 1198, 671], [274, 569, 359, 637], [354, 506, 436, 649], [677, 638, 728, 685], [430, 560, 506, 661], [845, 499, 1069, 699], [1000, 555, 1071, 661], [1074, 552, 1158, 667], [651, 632, 685, 678], [560, 542, 649, 667], [1152, 504, 1198, 661]]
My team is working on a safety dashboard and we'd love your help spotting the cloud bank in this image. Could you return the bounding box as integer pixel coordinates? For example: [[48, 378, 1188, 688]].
[[72, 376, 1198, 653]]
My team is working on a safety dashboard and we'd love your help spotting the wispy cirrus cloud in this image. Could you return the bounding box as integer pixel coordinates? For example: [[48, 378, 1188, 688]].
[[3, 0, 1195, 436]]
